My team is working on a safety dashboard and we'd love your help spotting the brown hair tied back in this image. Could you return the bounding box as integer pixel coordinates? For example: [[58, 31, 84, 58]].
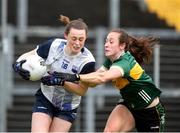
[[58, 15, 88, 35], [59, 15, 70, 25], [111, 28, 159, 65], [77, 18, 84, 22], [127, 36, 159, 65]]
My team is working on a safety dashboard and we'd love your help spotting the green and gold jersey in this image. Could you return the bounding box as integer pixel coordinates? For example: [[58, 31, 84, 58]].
[[103, 51, 161, 110]]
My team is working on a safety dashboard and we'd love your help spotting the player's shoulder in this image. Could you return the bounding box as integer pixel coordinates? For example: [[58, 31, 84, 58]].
[[82, 47, 93, 55], [81, 47, 95, 61], [50, 38, 67, 50], [81, 47, 93, 56], [52, 38, 67, 46]]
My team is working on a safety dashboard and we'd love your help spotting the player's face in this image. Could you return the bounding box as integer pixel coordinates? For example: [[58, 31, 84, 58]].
[[105, 32, 124, 61], [65, 28, 87, 55]]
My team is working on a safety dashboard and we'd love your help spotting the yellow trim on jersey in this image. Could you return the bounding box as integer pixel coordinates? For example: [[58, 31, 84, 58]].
[[112, 77, 130, 90], [130, 63, 144, 80]]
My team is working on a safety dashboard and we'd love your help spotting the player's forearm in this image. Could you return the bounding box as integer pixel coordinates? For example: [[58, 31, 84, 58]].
[[79, 71, 107, 85], [63, 82, 88, 96]]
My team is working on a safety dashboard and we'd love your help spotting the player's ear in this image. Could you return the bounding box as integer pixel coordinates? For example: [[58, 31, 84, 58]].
[[64, 33, 68, 39]]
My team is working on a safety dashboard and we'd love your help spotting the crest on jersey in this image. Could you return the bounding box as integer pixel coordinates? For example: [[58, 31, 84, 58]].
[[72, 65, 78, 73]]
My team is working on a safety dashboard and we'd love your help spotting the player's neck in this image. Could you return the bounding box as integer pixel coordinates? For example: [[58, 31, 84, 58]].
[[64, 45, 79, 57]]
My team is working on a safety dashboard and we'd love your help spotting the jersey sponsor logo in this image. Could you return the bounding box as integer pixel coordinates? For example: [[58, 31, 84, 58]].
[[138, 90, 151, 103], [63, 59, 70, 64]]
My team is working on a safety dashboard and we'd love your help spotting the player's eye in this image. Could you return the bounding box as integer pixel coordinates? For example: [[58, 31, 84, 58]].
[[79, 38, 84, 42], [72, 37, 77, 41]]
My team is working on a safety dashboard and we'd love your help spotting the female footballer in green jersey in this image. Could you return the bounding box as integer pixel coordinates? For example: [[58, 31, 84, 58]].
[[42, 29, 166, 132]]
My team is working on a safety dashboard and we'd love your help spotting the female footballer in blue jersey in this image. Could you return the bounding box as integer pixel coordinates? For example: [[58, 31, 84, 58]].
[[42, 29, 166, 132], [13, 15, 95, 132]]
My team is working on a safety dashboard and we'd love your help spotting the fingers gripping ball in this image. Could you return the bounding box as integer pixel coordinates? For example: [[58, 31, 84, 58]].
[[12, 60, 30, 80], [18, 54, 47, 81]]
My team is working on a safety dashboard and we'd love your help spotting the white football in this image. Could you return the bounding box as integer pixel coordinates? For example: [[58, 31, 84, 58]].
[[17, 54, 47, 81]]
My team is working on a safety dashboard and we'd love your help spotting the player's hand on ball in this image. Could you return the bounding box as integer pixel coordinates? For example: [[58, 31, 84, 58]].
[[12, 60, 30, 80], [41, 72, 65, 86]]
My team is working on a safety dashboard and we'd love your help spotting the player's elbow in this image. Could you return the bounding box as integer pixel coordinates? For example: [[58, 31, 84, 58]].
[[77, 90, 87, 96], [88, 83, 97, 87], [71, 90, 86, 96], [77, 86, 88, 96]]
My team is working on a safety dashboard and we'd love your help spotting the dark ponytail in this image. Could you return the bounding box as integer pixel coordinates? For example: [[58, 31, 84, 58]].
[[111, 29, 159, 64]]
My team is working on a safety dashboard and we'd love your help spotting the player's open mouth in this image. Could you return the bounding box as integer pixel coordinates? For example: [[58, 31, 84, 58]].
[[73, 47, 80, 50]]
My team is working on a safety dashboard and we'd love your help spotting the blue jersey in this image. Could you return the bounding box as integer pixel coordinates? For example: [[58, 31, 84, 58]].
[[36, 38, 95, 111]]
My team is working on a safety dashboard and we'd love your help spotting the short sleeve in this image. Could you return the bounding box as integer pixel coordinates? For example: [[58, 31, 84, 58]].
[[36, 38, 55, 59], [80, 62, 95, 74]]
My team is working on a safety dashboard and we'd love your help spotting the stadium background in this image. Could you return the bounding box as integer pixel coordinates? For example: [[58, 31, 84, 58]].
[[0, 0, 180, 132]]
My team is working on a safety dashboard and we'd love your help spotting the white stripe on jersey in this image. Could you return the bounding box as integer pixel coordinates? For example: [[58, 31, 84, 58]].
[[138, 90, 151, 103]]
